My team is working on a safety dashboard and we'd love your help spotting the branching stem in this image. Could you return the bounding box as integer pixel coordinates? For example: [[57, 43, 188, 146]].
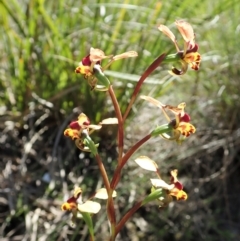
[[108, 85, 124, 163], [123, 53, 166, 122]]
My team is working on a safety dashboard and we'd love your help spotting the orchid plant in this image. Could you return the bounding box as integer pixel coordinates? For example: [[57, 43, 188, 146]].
[[61, 20, 201, 241]]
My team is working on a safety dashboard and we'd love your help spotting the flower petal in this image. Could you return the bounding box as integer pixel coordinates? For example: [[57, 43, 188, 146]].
[[81, 55, 91, 66], [170, 60, 189, 75], [78, 200, 101, 214], [88, 124, 102, 130], [170, 170, 184, 192], [89, 47, 112, 62], [170, 169, 179, 183], [135, 156, 158, 172], [61, 202, 77, 211], [169, 189, 188, 200], [75, 64, 92, 76], [73, 187, 82, 199], [69, 121, 81, 130], [150, 179, 175, 190], [64, 129, 80, 140], [140, 95, 163, 109], [164, 102, 186, 116], [177, 122, 196, 137], [158, 25, 176, 44], [158, 24, 180, 52], [112, 51, 138, 60], [100, 118, 118, 125], [78, 113, 90, 126], [94, 188, 117, 199], [180, 113, 191, 122], [141, 95, 172, 122], [175, 20, 195, 46], [184, 52, 201, 70]]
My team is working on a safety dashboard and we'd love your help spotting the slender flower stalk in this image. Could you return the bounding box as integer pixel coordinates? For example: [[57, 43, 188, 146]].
[[110, 134, 151, 189], [108, 85, 124, 162], [123, 53, 166, 122], [95, 154, 111, 194], [95, 154, 116, 238], [115, 201, 142, 236]]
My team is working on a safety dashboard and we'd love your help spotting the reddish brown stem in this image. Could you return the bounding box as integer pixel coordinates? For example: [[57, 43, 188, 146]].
[[95, 154, 116, 233], [95, 154, 111, 192], [115, 201, 142, 236], [123, 53, 166, 122], [108, 85, 124, 162], [90, 234, 94, 241], [111, 134, 151, 189], [120, 134, 151, 168]]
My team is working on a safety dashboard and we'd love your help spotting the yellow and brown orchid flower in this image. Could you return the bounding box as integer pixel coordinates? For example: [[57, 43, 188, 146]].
[[61, 187, 101, 225], [75, 48, 112, 77], [163, 102, 196, 142], [61, 187, 83, 212], [64, 113, 101, 151], [168, 169, 187, 200], [62, 187, 117, 225], [64, 113, 118, 152], [159, 20, 201, 75], [151, 169, 187, 203], [75, 47, 138, 90], [141, 96, 196, 142], [135, 157, 187, 207]]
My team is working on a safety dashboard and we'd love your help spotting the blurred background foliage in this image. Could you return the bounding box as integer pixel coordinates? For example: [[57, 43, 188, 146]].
[[0, 0, 240, 240]]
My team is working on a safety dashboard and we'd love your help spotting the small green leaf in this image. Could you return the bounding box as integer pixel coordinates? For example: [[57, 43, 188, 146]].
[[93, 64, 110, 88], [81, 212, 94, 237], [82, 131, 98, 155], [142, 188, 164, 205], [150, 124, 173, 137], [162, 53, 181, 63]]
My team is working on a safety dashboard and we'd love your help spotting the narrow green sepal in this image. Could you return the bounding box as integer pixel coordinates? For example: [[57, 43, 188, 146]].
[[150, 124, 173, 137], [162, 53, 182, 63], [82, 130, 98, 155], [81, 212, 94, 237], [141, 188, 164, 206], [93, 64, 110, 88]]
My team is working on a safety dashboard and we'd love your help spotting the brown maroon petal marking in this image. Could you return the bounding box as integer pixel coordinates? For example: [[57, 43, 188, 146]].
[[180, 113, 191, 122], [171, 67, 184, 75], [174, 181, 183, 190], [70, 121, 81, 130], [67, 196, 77, 203], [82, 55, 91, 66], [187, 43, 199, 53]]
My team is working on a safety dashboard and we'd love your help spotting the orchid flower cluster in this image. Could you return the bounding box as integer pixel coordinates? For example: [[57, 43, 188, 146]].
[[61, 20, 201, 241]]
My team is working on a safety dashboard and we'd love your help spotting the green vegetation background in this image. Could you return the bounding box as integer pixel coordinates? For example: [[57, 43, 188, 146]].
[[0, 0, 240, 240]]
